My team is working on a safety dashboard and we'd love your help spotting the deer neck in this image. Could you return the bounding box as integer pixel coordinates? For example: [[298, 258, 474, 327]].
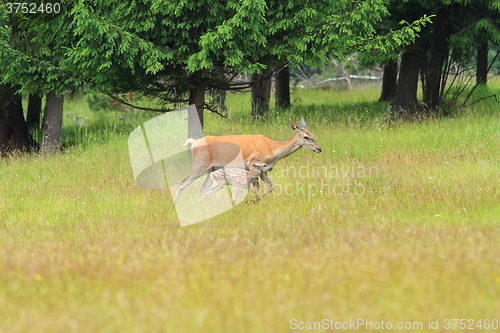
[[246, 169, 258, 177], [270, 134, 301, 161], [246, 168, 260, 181]]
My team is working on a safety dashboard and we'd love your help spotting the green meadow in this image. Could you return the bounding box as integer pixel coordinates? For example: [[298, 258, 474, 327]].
[[1, 87, 499, 332]]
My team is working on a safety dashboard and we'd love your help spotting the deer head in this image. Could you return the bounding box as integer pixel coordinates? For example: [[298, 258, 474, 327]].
[[290, 118, 322, 153], [251, 156, 273, 172]]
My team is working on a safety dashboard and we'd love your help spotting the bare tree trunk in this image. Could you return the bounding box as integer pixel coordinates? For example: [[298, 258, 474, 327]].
[[389, 49, 421, 120], [423, 8, 450, 111], [0, 84, 32, 156], [41, 91, 64, 154], [378, 60, 398, 102], [251, 67, 273, 119], [476, 41, 488, 86], [275, 66, 291, 109], [188, 70, 205, 139], [26, 93, 42, 130], [210, 88, 226, 113]]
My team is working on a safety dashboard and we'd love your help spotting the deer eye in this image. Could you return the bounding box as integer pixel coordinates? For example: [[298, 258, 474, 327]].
[[304, 136, 310, 140]]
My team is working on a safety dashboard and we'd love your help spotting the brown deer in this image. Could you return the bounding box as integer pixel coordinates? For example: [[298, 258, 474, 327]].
[[174, 118, 321, 203]]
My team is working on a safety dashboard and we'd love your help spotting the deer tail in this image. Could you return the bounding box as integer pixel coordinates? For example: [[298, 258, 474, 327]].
[[183, 138, 197, 146]]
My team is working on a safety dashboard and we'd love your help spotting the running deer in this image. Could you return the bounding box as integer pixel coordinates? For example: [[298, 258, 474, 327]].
[[174, 118, 321, 204], [201, 156, 273, 202]]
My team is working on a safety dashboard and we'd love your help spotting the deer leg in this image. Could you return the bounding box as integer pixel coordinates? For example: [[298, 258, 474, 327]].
[[174, 168, 208, 204], [199, 169, 216, 193], [231, 185, 242, 202], [249, 178, 261, 201], [201, 179, 226, 202], [247, 182, 261, 202], [260, 172, 274, 197], [250, 178, 260, 193]]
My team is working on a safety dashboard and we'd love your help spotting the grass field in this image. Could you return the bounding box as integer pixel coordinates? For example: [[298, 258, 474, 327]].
[[1, 87, 499, 332]]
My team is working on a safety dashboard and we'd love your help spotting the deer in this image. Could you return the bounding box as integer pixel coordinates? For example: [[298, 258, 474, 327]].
[[173, 118, 322, 204], [201, 156, 273, 202]]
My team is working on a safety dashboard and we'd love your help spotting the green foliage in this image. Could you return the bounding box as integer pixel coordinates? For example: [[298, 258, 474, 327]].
[[187, 0, 268, 72], [385, 0, 500, 53], [0, 1, 84, 94], [0, 8, 10, 45], [359, 14, 434, 64], [448, 0, 500, 51], [0, 0, 431, 100]]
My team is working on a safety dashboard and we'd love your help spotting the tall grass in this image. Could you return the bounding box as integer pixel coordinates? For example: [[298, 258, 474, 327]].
[[1, 86, 499, 332]]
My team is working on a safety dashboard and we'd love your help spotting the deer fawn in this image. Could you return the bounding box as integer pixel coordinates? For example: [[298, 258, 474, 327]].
[[201, 156, 273, 202], [174, 118, 321, 204]]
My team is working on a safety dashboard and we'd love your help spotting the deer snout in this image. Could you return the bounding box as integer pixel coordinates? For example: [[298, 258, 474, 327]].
[[315, 147, 322, 153]]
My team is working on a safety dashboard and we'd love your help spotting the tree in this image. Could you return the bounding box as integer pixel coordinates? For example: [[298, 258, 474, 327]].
[[251, 67, 273, 119], [379, 60, 398, 102], [386, 0, 430, 119], [41, 92, 64, 154], [476, 41, 488, 85], [26, 93, 42, 130], [209, 68, 227, 113], [390, 41, 424, 119], [275, 66, 291, 109], [1, 4, 81, 153], [0, 11, 32, 154], [388, 0, 500, 119], [421, 6, 452, 111], [63, 0, 427, 123], [0, 83, 32, 156], [1, 0, 430, 147], [259, 0, 430, 116]]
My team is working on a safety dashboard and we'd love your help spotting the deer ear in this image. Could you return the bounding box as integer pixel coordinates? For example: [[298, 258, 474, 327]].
[[254, 156, 261, 162], [299, 118, 307, 130], [290, 120, 298, 131]]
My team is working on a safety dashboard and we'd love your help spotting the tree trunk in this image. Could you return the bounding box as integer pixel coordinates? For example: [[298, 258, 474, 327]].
[[378, 60, 398, 102], [251, 67, 273, 119], [26, 93, 42, 130], [389, 49, 422, 120], [0, 84, 32, 156], [275, 65, 291, 109], [188, 70, 205, 139], [423, 8, 450, 111], [476, 41, 488, 86], [209, 88, 226, 113], [41, 91, 64, 154]]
